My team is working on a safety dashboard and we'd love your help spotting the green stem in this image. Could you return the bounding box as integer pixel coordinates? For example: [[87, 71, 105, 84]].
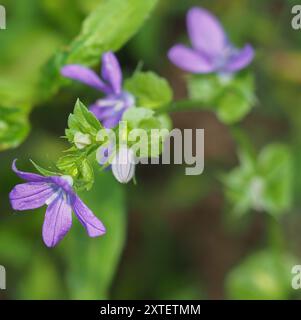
[[266, 215, 285, 253]]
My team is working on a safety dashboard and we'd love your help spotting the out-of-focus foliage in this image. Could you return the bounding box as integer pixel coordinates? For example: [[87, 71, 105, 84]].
[[225, 250, 295, 300], [188, 72, 255, 124], [125, 71, 173, 109], [223, 144, 293, 217], [0, 0, 64, 150]]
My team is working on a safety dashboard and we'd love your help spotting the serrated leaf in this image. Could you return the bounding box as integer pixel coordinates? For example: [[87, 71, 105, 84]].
[[124, 71, 173, 109], [74, 99, 102, 131], [66, 99, 101, 144]]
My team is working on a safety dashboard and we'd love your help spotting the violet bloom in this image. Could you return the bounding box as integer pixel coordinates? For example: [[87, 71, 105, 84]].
[[168, 7, 254, 74], [9, 160, 106, 248], [61, 52, 135, 128]]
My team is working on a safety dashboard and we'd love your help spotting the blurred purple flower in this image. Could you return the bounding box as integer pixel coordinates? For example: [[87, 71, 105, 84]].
[[61, 52, 135, 128], [9, 160, 106, 248], [168, 7, 254, 74]]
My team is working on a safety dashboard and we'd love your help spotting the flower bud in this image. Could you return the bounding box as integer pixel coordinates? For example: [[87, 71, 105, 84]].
[[112, 146, 135, 184], [74, 132, 91, 149]]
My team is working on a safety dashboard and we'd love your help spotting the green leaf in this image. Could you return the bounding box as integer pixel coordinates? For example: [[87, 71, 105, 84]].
[[124, 71, 173, 109], [217, 90, 251, 124], [79, 158, 95, 191], [122, 107, 171, 157], [258, 144, 293, 216], [122, 107, 172, 131], [158, 114, 173, 131], [123, 107, 155, 128], [65, 169, 126, 299], [56, 149, 94, 191], [66, 99, 101, 144], [188, 72, 255, 124], [39, 0, 159, 99], [188, 73, 221, 104], [225, 250, 295, 300], [0, 104, 30, 151]]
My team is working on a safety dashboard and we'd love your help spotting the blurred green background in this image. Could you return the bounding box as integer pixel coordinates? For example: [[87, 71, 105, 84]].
[[1, 0, 301, 299]]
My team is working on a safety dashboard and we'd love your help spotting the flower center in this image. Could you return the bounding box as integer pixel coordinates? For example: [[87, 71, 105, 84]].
[[45, 189, 62, 205], [213, 45, 237, 70], [61, 175, 73, 186]]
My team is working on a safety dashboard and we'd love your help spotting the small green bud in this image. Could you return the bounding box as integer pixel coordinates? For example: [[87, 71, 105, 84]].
[[74, 132, 92, 150]]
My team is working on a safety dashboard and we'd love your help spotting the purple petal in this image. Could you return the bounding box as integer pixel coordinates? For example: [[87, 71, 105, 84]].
[[90, 104, 123, 129], [168, 44, 215, 73], [93, 97, 121, 108], [101, 52, 122, 95], [90, 104, 116, 121], [61, 65, 110, 93], [102, 111, 123, 129], [12, 159, 47, 182], [10, 182, 55, 211], [72, 195, 106, 237], [187, 7, 226, 57], [223, 44, 255, 72], [42, 193, 72, 248]]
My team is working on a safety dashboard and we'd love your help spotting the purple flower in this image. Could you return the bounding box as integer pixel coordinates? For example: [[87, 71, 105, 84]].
[[9, 160, 106, 248], [61, 52, 135, 128], [168, 7, 254, 74]]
